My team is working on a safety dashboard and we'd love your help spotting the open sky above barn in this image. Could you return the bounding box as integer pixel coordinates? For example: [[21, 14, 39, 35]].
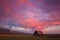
[[0, 0, 60, 34]]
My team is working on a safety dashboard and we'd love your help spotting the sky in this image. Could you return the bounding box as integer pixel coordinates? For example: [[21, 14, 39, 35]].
[[0, 0, 60, 34]]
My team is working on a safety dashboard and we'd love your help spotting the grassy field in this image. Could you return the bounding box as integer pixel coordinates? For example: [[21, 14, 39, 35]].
[[0, 35, 60, 40]]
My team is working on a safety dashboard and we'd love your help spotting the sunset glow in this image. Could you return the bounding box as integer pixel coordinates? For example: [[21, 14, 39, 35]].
[[0, 0, 60, 32]]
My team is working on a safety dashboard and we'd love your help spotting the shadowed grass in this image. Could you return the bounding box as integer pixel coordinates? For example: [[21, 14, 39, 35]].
[[0, 35, 60, 40]]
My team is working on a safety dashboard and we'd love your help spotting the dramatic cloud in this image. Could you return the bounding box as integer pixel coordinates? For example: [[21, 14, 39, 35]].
[[0, 0, 60, 32]]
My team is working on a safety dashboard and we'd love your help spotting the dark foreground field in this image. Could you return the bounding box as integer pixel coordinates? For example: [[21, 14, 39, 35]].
[[0, 35, 60, 40]]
